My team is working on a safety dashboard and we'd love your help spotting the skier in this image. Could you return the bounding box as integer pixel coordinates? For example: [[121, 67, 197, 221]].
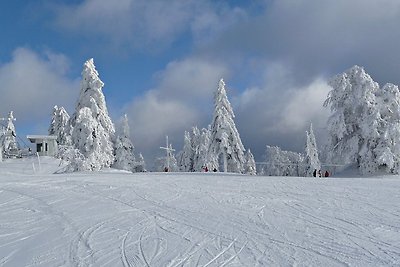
[[313, 169, 317, 177], [324, 170, 329, 177], [318, 170, 322, 177]]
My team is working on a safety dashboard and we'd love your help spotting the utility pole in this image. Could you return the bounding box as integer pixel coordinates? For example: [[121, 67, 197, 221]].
[[160, 136, 175, 172]]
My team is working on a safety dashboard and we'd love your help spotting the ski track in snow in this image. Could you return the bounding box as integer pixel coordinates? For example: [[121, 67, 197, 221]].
[[0, 158, 400, 266]]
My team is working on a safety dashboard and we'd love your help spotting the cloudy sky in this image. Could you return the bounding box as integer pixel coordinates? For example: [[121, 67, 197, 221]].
[[1, 0, 400, 164]]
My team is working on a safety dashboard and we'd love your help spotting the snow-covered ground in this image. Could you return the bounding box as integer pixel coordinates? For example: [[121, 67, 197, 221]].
[[0, 157, 399, 266]]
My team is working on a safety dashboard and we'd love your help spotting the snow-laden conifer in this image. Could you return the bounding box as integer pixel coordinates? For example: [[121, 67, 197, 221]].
[[134, 153, 147, 172], [178, 131, 195, 172], [244, 149, 256, 175], [304, 123, 320, 176], [209, 79, 245, 173], [70, 59, 115, 134], [374, 83, 400, 173], [2, 111, 18, 154], [195, 126, 217, 171], [324, 66, 380, 174], [69, 59, 115, 171], [264, 145, 304, 176], [49, 106, 71, 145], [113, 114, 136, 172]]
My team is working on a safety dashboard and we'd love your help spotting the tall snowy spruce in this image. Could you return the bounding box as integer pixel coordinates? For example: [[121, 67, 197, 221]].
[[69, 58, 115, 171], [325, 65, 400, 174], [178, 130, 195, 172], [374, 83, 400, 173], [304, 123, 320, 176], [135, 153, 147, 172], [194, 126, 215, 172], [209, 79, 246, 173], [1, 111, 18, 154], [113, 114, 136, 172], [244, 149, 257, 175], [49, 105, 71, 145]]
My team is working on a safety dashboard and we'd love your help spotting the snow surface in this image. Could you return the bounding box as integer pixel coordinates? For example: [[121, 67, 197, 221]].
[[0, 157, 399, 266]]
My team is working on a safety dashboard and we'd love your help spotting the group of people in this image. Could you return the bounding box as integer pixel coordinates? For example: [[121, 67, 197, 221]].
[[202, 166, 218, 172], [313, 169, 329, 178]]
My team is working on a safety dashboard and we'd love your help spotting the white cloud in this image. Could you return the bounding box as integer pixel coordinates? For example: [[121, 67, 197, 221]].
[[154, 58, 229, 103], [128, 91, 199, 147], [276, 79, 330, 132], [233, 63, 331, 160], [201, 0, 400, 86], [0, 48, 78, 130], [56, 0, 134, 38], [54, 0, 247, 51]]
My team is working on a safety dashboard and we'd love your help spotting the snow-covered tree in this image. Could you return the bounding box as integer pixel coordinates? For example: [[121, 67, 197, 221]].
[[70, 107, 110, 170], [69, 59, 115, 171], [304, 123, 321, 176], [57, 146, 86, 173], [324, 66, 381, 174], [1, 111, 18, 154], [70, 59, 115, 134], [373, 83, 400, 173], [209, 79, 246, 173], [49, 106, 71, 145], [113, 114, 136, 172], [263, 145, 304, 176], [244, 149, 256, 175], [178, 131, 195, 172], [134, 153, 147, 172], [195, 126, 218, 171]]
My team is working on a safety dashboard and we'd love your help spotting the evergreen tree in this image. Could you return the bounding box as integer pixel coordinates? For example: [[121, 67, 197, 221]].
[[304, 123, 321, 176], [209, 79, 246, 173], [374, 83, 400, 173], [264, 145, 304, 176], [2, 111, 18, 154], [134, 153, 147, 172], [71, 107, 104, 170], [113, 114, 136, 172], [195, 126, 217, 171], [178, 131, 195, 172], [49, 105, 71, 145], [324, 66, 380, 174], [244, 149, 257, 175], [69, 59, 115, 171]]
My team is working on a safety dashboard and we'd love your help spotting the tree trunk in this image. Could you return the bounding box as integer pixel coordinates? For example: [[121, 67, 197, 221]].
[[223, 151, 228, 172]]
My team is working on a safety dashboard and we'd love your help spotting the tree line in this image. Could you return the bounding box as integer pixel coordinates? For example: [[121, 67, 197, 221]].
[[49, 60, 400, 176]]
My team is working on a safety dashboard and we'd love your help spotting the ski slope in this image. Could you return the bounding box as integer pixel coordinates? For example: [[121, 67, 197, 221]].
[[0, 157, 399, 266]]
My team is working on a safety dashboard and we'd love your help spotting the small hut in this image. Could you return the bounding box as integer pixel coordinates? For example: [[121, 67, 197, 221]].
[[27, 135, 58, 157]]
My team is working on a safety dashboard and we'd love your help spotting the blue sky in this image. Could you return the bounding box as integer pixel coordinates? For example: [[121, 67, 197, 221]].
[[1, 0, 400, 163]]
